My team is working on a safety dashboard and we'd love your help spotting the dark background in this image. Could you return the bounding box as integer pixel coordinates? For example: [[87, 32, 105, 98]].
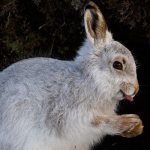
[[0, 0, 150, 149]]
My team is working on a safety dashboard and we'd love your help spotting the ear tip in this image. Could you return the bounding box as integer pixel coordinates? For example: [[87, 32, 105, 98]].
[[84, 1, 99, 12]]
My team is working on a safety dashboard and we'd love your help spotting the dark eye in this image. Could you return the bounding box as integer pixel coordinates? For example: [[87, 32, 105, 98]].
[[113, 61, 123, 70]]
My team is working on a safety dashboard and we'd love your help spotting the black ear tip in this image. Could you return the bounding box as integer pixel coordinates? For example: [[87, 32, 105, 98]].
[[84, 1, 99, 12]]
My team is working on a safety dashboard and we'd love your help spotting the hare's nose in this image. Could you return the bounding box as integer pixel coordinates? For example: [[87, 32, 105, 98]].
[[134, 82, 139, 95]]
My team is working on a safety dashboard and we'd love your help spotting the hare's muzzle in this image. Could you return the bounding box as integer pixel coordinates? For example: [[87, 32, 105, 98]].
[[120, 82, 139, 102]]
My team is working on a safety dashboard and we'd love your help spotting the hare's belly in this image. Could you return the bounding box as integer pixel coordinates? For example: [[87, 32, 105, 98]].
[[24, 138, 89, 150]]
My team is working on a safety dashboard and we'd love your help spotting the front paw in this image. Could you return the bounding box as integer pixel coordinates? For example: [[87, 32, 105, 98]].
[[118, 114, 144, 138]]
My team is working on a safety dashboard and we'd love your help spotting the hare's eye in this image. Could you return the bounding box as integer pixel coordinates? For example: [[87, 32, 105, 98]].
[[113, 61, 123, 70]]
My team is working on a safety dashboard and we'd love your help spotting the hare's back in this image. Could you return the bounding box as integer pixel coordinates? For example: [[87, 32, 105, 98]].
[[0, 57, 74, 107]]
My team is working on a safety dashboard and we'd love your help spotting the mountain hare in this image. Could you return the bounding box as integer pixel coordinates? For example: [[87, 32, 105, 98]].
[[0, 1, 143, 150]]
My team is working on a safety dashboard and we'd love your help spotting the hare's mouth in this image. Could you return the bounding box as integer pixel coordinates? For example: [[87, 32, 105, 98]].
[[120, 90, 135, 102]]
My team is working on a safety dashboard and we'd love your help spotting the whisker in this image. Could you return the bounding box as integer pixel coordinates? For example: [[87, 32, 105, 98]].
[[139, 85, 150, 87], [137, 90, 147, 95]]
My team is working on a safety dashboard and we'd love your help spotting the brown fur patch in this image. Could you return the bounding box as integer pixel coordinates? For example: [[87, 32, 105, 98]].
[[118, 115, 144, 138], [91, 116, 109, 126]]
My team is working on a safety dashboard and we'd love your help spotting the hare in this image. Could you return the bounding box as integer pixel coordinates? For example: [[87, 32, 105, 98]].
[[0, 1, 143, 150]]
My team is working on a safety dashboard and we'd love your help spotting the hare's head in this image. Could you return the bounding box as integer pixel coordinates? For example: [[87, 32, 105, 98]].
[[77, 1, 139, 102]]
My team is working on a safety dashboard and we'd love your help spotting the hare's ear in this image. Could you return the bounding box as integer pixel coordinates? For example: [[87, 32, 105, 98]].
[[84, 1, 112, 44]]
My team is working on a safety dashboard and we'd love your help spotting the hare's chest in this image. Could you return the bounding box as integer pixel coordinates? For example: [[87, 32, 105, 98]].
[[92, 100, 117, 115]]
